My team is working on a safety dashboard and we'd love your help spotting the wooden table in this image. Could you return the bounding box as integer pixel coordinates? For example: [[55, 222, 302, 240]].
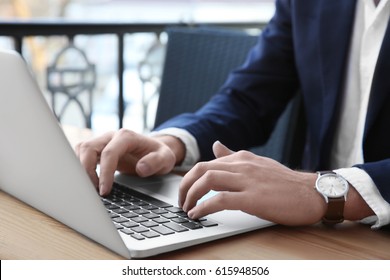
[[1, 126, 390, 260]]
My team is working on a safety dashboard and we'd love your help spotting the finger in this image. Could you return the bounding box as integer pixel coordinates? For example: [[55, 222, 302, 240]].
[[187, 191, 242, 219], [179, 160, 242, 207], [98, 130, 141, 195], [76, 132, 114, 189], [212, 141, 235, 158], [181, 170, 243, 212], [86, 169, 99, 191], [76, 141, 100, 191], [179, 162, 207, 206]]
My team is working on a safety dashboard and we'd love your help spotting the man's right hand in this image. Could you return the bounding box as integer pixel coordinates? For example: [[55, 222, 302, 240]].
[[75, 129, 185, 196]]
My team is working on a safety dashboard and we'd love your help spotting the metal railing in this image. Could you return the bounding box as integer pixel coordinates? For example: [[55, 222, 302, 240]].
[[0, 20, 265, 129]]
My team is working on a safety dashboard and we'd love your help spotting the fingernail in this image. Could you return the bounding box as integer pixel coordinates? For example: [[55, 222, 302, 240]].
[[99, 183, 106, 196], [187, 209, 195, 219]]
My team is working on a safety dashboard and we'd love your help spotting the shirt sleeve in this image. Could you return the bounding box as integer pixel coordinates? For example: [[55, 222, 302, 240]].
[[149, 128, 201, 171], [334, 167, 390, 229]]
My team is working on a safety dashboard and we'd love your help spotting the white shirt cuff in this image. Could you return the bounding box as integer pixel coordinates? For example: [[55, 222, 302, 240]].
[[334, 167, 390, 229], [149, 128, 200, 171]]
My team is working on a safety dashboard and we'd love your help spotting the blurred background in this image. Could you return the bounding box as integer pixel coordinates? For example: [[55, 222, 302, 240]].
[[0, 0, 275, 134]]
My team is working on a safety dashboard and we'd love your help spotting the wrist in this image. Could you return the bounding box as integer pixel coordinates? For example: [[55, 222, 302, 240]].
[[333, 168, 377, 224], [287, 171, 327, 225], [344, 185, 375, 221], [304, 172, 328, 223]]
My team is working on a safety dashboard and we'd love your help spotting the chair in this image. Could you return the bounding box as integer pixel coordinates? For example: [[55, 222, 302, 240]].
[[154, 27, 305, 168]]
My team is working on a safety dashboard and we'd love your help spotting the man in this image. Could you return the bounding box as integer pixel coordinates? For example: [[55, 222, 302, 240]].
[[76, 0, 390, 228]]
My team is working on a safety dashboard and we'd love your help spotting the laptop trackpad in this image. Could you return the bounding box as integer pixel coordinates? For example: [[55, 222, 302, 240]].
[[114, 173, 183, 206]]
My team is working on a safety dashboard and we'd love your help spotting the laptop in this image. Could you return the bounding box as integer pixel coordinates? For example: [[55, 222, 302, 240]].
[[0, 50, 273, 259]]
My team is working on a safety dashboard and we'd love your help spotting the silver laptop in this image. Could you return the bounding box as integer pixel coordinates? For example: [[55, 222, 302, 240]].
[[0, 50, 273, 259]]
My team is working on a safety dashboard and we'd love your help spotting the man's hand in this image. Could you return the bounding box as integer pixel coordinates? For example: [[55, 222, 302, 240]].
[[179, 141, 374, 226], [179, 141, 326, 225], [75, 129, 185, 196]]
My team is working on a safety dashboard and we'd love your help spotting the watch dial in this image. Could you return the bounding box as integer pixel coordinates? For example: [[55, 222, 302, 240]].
[[317, 175, 348, 197]]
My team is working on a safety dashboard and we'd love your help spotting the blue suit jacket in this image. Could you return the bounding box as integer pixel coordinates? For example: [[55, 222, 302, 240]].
[[156, 0, 390, 204]]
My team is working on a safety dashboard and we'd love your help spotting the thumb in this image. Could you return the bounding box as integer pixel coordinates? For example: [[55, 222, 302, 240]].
[[135, 160, 153, 177], [136, 150, 176, 177], [212, 141, 235, 159]]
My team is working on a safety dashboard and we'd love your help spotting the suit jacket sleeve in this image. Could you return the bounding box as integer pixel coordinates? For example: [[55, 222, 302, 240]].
[[155, 0, 300, 161]]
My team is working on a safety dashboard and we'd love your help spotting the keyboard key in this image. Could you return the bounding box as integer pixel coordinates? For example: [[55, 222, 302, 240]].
[[109, 212, 120, 219], [143, 204, 158, 210], [151, 201, 172, 208], [133, 209, 150, 215], [114, 223, 124, 229], [117, 201, 130, 207], [120, 228, 134, 235], [122, 221, 138, 228], [110, 197, 122, 203], [162, 213, 177, 219], [141, 221, 159, 228], [113, 217, 128, 223], [182, 222, 203, 230], [124, 205, 140, 211], [112, 208, 128, 214], [152, 208, 168, 214], [152, 226, 175, 235], [171, 217, 188, 223], [131, 234, 145, 240], [132, 201, 149, 206], [131, 216, 148, 223], [122, 212, 138, 219], [143, 213, 160, 219], [176, 212, 190, 217], [142, 231, 160, 238], [164, 222, 188, 232], [152, 217, 170, 224], [101, 199, 111, 205], [166, 206, 184, 213], [105, 204, 119, 210], [123, 196, 138, 203], [132, 226, 149, 233]]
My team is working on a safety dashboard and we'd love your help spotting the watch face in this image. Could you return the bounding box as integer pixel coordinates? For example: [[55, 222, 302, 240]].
[[316, 174, 349, 198]]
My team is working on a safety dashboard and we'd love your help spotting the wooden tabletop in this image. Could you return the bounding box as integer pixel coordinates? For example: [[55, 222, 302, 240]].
[[1, 126, 390, 260]]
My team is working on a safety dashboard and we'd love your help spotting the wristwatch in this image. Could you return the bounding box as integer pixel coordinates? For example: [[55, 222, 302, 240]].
[[315, 171, 349, 225]]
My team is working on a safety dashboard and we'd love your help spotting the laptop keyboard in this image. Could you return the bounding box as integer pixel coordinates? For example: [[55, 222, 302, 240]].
[[101, 182, 218, 241]]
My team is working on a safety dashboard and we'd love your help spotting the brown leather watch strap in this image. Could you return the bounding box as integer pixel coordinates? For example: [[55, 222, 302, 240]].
[[322, 197, 345, 225]]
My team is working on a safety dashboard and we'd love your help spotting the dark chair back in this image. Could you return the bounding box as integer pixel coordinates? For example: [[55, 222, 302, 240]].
[[154, 27, 305, 168], [154, 27, 258, 126]]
